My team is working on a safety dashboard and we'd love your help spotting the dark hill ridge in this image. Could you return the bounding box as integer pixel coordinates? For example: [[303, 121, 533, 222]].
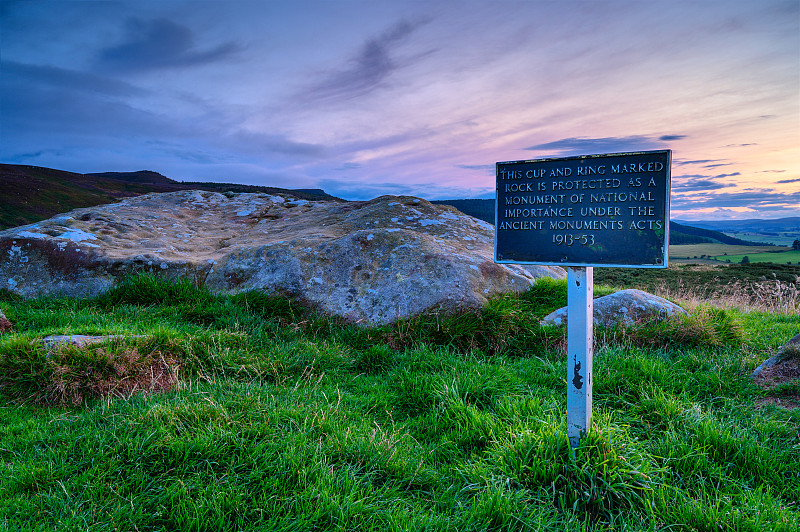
[[0, 164, 341, 230], [431, 198, 774, 247], [86, 170, 177, 185]]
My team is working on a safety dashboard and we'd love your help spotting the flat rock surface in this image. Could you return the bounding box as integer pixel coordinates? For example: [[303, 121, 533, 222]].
[[41, 335, 146, 349], [0, 191, 565, 325], [541, 288, 685, 327]]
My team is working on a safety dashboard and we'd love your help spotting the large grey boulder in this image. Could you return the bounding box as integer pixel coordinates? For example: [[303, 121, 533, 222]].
[[0, 190, 565, 325], [541, 288, 684, 327]]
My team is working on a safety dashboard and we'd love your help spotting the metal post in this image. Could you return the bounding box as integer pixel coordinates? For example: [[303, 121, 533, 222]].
[[567, 266, 593, 448]]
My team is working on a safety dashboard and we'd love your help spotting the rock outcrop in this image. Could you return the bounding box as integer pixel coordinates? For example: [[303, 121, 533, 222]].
[[41, 335, 146, 350], [541, 288, 684, 328], [0, 309, 11, 333], [0, 191, 565, 325]]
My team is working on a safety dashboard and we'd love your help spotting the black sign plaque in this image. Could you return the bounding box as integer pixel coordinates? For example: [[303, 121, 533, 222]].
[[495, 150, 671, 267]]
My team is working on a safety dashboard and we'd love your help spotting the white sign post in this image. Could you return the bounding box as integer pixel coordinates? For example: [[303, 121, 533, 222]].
[[566, 266, 593, 448], [494, 150, 670, 449]]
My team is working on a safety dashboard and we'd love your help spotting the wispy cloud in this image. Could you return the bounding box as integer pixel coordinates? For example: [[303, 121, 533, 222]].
[[6, 148, 67, 163], [675, 159, 724, 166], [1, 79, 179, 138], [3, 60, 147, 96], [523, 135, 668, 155], [672, 180, 737, 191], [672, 189, 800, 210], [96, 18, 242, 73], [301, 19, 426, 102], [659, 135, 687, 141], [334, 163, 363, 171], [456, 164, 494, 172], [777, 178, 800, 184], [672, 172, 741, 191], [224, 130, 326, 158]]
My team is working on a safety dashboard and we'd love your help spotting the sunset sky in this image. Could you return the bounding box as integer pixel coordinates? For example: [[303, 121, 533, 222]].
[[2, 0, 798, 220]]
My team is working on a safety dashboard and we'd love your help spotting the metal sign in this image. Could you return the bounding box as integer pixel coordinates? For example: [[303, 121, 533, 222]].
[[494, 150, 672, 448], [495, 150, 671, 268]]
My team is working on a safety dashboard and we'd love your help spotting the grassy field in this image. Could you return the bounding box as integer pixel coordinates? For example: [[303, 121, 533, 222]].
[[669, 244, 782, 259], [0, 274, 798, 531], [720, 249, 800, 265], [724, 232, 797, 247], [669, 243, 798, 265]]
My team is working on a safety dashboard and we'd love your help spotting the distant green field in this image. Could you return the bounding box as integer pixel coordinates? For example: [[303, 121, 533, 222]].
[[669, 244, 780, 259], [717, 249, 800, 264], [725, 232, 798, 247], [669, 244, 799, 264]]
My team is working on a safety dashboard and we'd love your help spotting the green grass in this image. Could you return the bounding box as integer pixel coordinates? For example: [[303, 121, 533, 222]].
[[0, 274, 798, 531]]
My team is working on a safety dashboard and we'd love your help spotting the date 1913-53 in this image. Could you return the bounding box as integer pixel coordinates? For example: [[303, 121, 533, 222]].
[[552, 234, 595, 246]]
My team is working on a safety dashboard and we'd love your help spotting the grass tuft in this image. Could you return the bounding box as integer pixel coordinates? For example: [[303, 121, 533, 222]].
[[492, 421, 659, 524], [353, 344, 395, 374], [96, 273, 216, 308], [778, 342, 800, 362], [0, 288, 23, 302], [0, 337, 180, 405], [604, 306, 745, 349]]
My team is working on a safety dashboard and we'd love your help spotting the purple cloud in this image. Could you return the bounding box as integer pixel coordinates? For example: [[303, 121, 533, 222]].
[[301, 19, 427, 102], [96, 18, 241, 72], [523, 135, 667, 155]]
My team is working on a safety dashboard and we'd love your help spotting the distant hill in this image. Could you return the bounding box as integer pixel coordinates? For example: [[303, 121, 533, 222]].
[[85, 170, 178, 185], [0, 164, 341, 230], [674, 217, 800, 234], [669, 221, 773, 246], [178, 181, 339, 201], [432, 199, 496, 224], [432, 198, 770, 247]]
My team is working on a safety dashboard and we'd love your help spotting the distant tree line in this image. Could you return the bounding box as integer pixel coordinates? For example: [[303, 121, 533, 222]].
[[433, 199, 773, 247]]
